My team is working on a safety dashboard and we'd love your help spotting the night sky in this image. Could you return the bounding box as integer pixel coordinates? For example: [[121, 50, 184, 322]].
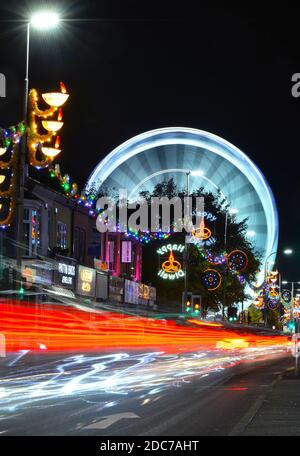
[[0, 1, 299, 280]]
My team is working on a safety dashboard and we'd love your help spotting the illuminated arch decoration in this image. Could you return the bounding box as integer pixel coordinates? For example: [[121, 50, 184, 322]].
[[227, 250, 248, 272], [85, 127, 279, 286], [202, 269, 222, 291]]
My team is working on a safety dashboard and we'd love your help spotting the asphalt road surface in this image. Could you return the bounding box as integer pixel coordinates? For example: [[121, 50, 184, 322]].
[[0, 349, 291, 436]]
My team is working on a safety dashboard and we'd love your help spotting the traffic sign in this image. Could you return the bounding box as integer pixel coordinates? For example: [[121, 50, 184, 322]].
[[291, 333, 300, 358]]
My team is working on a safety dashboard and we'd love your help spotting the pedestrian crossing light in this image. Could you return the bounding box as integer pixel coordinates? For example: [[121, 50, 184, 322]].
[[228, 307, 238, 322], [288, 321, 296, 333]]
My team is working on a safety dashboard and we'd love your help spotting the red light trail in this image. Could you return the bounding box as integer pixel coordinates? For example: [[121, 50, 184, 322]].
[[0, 299, 289, 354]]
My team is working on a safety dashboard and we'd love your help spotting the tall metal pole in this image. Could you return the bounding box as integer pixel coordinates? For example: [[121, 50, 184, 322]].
[[291, 281, 295, 331], [16, 23, 30, 285], [222, 211, 228, 319], [263, 251, 277, 327], [183, 171, 190, 314]]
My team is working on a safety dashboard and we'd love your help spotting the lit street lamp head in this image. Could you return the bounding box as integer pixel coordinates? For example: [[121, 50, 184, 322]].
[[284, 249, 293, 255], [30, 11, 60, 29], [190, 170, 204, 177]]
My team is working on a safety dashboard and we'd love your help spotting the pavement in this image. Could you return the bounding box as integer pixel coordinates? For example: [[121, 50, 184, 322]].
[[235, 364, 300, 436]]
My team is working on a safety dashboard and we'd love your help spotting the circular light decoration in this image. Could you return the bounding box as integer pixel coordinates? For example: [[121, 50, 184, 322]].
[[227, 250, 248, 272], [282, 289, 292, 304], [202, 269, 222, 291]]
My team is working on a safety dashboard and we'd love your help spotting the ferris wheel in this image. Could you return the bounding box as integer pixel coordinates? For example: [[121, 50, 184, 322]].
[[86, 127, 278, 285]]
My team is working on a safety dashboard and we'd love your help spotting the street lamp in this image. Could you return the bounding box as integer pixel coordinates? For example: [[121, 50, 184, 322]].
[[16, 10, 61, 280], [30, 11, 60, 29], [223, 207, 239, 318], [282, 281, 300, 332], [182, 170, 204, 313]]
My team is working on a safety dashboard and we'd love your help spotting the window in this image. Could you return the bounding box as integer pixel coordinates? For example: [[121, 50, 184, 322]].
[[74, 227, 86, 262], [57, 221, 67, 250], [23, 208, 41, 257]]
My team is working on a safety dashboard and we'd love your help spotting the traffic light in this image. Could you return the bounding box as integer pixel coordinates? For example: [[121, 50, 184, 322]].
[[228, 307, 238, 322], [184, 292, 193, 313], [19, 286, 24, 300], [194, 303, 200, 315], [186, 300, 191, 313]]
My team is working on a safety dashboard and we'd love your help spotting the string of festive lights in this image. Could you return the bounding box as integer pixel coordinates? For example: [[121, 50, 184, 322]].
[[49, 164, 79, 198], [0, 138, 19, 228]]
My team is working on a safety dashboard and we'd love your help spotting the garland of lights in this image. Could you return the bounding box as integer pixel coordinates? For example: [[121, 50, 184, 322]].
[[49, 164, 79, 198], [201, 249, 226, 265], [94, 209, 172, 244], [202, 269, 222, 291], [0, 125, 23, 228]]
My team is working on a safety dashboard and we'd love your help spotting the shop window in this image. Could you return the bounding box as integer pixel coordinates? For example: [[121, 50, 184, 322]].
[[23, 208, 41, 257], [57, 221, 67, 250], [74, 227, 86, 262]]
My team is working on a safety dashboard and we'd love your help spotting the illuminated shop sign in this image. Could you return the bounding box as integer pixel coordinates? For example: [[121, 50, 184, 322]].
[[77, 265, 96, 297], [94, 258, 108, 272], [54, 257, 76, 289]]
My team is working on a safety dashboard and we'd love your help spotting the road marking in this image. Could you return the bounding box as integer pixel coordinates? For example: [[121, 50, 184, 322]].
[[82, 412, 140, 430]]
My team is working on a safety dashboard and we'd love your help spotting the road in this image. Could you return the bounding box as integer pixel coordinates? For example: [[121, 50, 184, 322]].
[[0, 349, 291, 436], [0, 299, 292, 436]]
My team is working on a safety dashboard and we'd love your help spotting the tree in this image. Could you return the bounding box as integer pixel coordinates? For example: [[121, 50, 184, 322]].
[[141, 179, 261, 312], [92, 178, 262, 312], [247, 304, 264, 325]]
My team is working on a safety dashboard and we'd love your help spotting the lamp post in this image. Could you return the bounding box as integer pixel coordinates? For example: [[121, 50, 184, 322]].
[[263, 249, 294, 327], [222, 207, 238, 319], [182, 170, 204, 314], [15, 11, 60, 284], [282, 280, 300, 332]]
